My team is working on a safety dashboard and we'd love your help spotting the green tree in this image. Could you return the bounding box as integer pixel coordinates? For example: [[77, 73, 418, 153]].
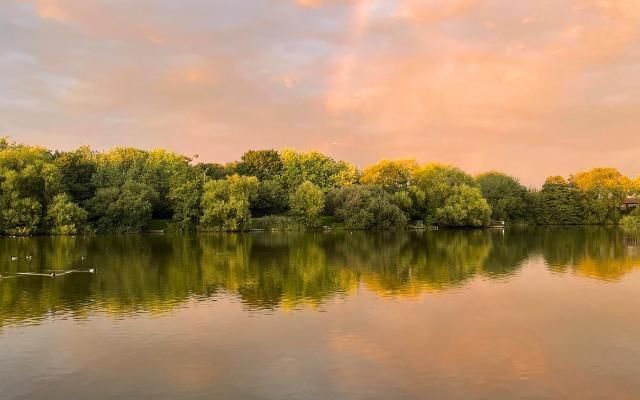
[[569, 168, 629, 224], [289, 181, 325, 228], [86, 181, 156, 233], [540, 176, 583, 224], [54, 146, 97, 203], [476, 171, 529, 223], [252, 179, 287, 217], [326, 185, 407, 230], [46, 193, 89, 234], [280, 150, 358, 192], [200, 174, 258, 231], [413, 163, 478, 222], [435, 184, 491, 227], [236, 150, 283, 181], [0, 196, 42, 235], [360, 159, 418, 192], [168, 177, 203, 231]]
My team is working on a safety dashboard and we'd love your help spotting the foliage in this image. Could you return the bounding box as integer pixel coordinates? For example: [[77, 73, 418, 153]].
[[569, 168, 629, 224], [46, 193, 89, 234], [279, 150, 358, 192], [326, 185, 407, 230], [435, 184, 491, 227], [86, 181, 156, 233], [360, 159, 418, 192], [413, 163, 478, 222], [200, 175, 258, 231], [2, 137, 640, 234], [620, 215, 640, 230], [289, 181, 325, 228], [54, 146, 97, 203], [0, 196, 42, 235], [168, 176, 203, 231], [476, 171, 529, 222], [236, 150, 283, 181], [252, 179, 287, 217], [539, 176, 583, 224]]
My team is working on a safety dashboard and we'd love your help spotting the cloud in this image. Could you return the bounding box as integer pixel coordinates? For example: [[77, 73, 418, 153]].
[[1, 0, 639, 185]]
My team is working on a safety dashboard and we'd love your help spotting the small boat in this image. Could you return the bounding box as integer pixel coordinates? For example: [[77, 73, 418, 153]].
[[489, 221, 505, 229]]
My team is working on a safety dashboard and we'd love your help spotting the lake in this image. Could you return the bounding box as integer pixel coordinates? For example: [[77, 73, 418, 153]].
[[1, 228, 640, 399]]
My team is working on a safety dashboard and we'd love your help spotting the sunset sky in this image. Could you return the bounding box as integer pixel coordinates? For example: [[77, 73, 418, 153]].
[[1, 0, 639, 185]]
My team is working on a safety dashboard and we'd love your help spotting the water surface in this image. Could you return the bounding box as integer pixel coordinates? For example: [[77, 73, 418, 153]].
[[1, 228, 640, 399]]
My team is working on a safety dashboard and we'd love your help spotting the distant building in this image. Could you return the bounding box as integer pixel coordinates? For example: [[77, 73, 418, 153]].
[[621, 197, 640, 210]]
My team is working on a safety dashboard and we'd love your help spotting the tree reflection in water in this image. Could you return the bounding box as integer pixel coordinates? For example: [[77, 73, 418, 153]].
[[1, 227, 639, 327]]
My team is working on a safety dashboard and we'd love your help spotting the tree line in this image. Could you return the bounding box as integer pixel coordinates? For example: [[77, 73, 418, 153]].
[[1, 137, 639, 234]]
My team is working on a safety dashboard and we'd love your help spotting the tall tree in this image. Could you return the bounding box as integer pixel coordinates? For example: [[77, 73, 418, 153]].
[[200, 175, 258, 231], [236, 150, 283, 181], [435, 184, 491, 227], [360, 159, 418, 192], [476, 171, 529, 223], [540, 176, 583, 224], [413, 163, 478, 222], [569, 168, 630, 224], [289, 181, 325, 228], [279, 150, 358, 192]]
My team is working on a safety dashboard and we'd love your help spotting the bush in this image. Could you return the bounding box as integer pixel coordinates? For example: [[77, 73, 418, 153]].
[[200, 175, 258, 231], [47, 193, 89, 234], [86, 181, 156, 233], [289, 181, 324, 228], [326, 185, 407, 230], [621, 215, 640, 229], [1, 196, 42, 235], [251, 179, 287, 217], [435, 184, 491, 227]]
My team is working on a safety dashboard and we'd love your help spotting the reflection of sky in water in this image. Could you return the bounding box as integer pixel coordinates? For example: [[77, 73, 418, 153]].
[[1, 228, 640, 399]]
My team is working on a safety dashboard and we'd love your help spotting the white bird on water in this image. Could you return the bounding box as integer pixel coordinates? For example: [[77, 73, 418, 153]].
[[11, 256, 18, 261], [26, 256, 32, 260]]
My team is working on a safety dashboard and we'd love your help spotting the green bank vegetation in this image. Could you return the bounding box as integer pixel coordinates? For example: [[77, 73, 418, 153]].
[[1, 137, 639, 234]]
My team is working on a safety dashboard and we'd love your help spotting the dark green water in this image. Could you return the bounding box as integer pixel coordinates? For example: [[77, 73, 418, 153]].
[[1, 228, 640, 399]]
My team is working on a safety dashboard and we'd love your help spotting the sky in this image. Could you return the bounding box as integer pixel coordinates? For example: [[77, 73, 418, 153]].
[[1, 0, 639, 186]]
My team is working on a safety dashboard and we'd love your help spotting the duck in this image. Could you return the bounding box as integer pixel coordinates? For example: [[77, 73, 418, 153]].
[[25, 256, 32, 261], [50, 272, 56, 278], [10, 256, 18, 261], [89, 268, 96, 274]]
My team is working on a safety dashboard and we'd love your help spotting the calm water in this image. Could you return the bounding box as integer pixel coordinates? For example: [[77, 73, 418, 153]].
[[1, 228, 640, 399]]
